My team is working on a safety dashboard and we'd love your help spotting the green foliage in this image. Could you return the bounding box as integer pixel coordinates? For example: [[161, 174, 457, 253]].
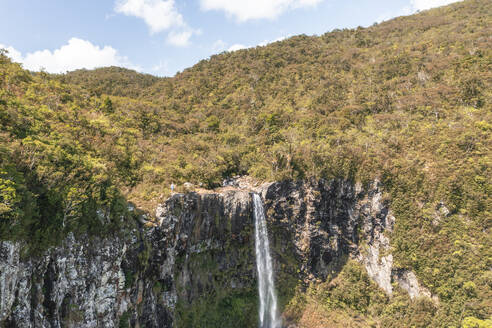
[[287, 261, 442, 327], [310, 261, 388, 315], [61, 66, 160, 98], [0, 169, 19, 215], [0, 0, 491, 325], [205, 115, 220, 131], [379, 295, 438, 328], [0, 53, 133, 254], [175, 289, 258, 328], [463, 316, 492, 328], [118, 311, 131, 328], [124, 270, 135, 289], [101, 97, 113, 113]]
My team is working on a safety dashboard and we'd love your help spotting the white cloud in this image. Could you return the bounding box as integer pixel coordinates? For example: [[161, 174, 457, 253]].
[[115, 0, 199, 46], [410, 0, 462, 11], [377, 0, 461, 23], [152, 59, 170, 76], [115, 0, 184, 33], [258, 35, 289, 47], [224, 35, 290, 53], [167, 30, 193, 47], [0, 45, 23, 63], [376, 6, 413, 23], [1, 38, 138, 74], [227, 44, 247, 52], [212, 39, 227, 52], [200, 0, 323, 22], [167, 28, 202, 47]]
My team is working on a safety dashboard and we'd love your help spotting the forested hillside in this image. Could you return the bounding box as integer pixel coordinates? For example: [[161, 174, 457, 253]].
[[0, 0, 490, 326]]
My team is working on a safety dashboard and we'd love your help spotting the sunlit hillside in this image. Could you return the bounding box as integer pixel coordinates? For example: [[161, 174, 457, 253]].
[[0, 0, 490, 326]]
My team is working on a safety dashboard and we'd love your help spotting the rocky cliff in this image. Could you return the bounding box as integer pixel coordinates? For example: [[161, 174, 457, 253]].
[[0, 179, 432, 327]]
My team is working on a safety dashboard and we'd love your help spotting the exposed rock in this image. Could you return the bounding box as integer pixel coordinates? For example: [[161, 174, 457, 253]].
[[0, 233, 132, 327], [393, 270, 433, 300], [0, 179, 435, 327], [262, 179, 360, 283], [356, 181, 395, 295], [0, 241, 23, 322], [433, 201, 450, 226]]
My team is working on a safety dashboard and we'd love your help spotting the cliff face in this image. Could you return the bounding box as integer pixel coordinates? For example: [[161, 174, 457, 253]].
[[0, 179, 431, 327]]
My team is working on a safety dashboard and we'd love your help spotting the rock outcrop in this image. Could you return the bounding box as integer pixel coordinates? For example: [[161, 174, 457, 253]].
[[0, 178, 434, 327]]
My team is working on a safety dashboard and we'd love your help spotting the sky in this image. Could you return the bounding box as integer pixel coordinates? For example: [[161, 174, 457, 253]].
[[0, 0, 462, 77]]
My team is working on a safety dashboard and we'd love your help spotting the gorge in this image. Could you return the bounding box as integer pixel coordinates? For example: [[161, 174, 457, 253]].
[[0, 179, 436, 327], [0, 0, 490, 326]]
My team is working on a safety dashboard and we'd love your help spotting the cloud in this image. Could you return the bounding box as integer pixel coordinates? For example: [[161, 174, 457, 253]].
[[0, 38, 138, 74], [376, 6, 413, 23], [212, 39, 227, 52], [0, 46, 23, 63], [258, 35, 290, 47], [377, 0, 461, 23], [200, 0, 323, 22], [115, 0, 199, 46], [115, 0, 184, 33], [223, 35, 290, 53], [167, 28, 202, 47], [167, 30, 193, 47], [410, 0, 462, 11], [227, 44, 247, 52], [152, 59, 170, 76]]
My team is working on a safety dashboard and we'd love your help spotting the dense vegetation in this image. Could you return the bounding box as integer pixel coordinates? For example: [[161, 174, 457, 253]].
[[0, 0, 490, 326]]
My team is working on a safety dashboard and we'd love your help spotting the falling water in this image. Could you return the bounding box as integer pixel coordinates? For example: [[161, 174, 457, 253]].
[[253, 193, 281, 328]]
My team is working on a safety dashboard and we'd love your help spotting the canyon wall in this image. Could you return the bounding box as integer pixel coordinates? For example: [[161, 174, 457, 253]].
[[0, 179, 432, 327]]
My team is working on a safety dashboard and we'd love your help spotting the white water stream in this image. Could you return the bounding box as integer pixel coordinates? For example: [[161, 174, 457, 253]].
[[253, 194, 281, 328]]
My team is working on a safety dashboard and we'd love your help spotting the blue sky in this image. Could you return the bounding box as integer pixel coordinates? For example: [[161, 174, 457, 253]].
[[0, 0, 461, 76]]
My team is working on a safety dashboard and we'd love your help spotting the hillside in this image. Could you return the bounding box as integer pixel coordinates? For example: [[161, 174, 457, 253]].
[[62, 66, 162, 98], [0, 0, 491, 326]]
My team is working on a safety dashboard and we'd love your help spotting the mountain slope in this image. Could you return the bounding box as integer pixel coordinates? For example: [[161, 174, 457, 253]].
[[0, 0, 491, 326], [62, 66, 161, 98]]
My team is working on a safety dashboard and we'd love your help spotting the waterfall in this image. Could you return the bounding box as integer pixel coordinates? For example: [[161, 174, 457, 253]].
[[253, 194, 281, 328]]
